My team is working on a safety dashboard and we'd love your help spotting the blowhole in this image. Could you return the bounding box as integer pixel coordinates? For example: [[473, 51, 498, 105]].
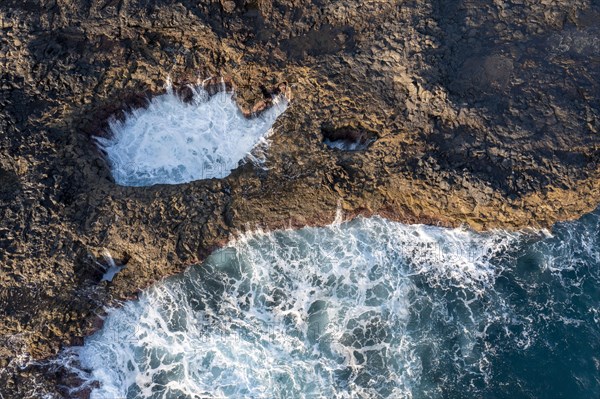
[[321, 124, 377, 151], [95, 80, 288, 186]]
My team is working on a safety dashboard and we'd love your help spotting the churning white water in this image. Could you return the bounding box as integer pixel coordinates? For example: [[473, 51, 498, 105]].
[[60, 216, 548, 399], [96, 84, 288, 186], [56, 206, 600, 398], [323, 139, 368, 151]]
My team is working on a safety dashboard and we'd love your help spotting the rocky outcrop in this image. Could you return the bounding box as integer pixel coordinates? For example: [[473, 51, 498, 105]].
[[1, 0, 599, 396]]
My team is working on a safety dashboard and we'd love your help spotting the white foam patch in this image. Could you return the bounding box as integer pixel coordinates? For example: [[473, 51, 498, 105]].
[[95, 250, 124, 282], [323, 139, 370, 151], [96, 85, 288, 186], [59, 217, 525, 399]]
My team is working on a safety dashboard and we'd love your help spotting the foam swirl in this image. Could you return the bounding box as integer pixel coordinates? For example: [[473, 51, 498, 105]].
[[96, 84, 287, 186]]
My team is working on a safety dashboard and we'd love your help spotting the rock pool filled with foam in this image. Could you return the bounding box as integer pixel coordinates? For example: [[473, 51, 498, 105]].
[[96, 84, 288, 186], [60, 211, 600, 398]]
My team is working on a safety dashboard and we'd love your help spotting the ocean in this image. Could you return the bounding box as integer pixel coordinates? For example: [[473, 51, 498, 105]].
[[60, 209, 600, 398]]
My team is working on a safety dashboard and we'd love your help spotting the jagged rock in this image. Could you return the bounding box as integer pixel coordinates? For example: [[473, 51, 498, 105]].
[[1, 0, 600, 397]]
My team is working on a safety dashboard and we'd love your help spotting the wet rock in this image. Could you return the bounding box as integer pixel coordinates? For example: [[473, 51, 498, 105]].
[[322, 124, 377, 150]]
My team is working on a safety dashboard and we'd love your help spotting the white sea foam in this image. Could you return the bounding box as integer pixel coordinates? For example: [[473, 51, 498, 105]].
[[59, 216, 530, 399], [99, 250, 124, 282], [323, 139, 369, 151], [96, 84, 288, 186]]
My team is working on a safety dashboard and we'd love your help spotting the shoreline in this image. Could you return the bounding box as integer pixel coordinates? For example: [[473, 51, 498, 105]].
[[2, 0, 600, 396], [47, 205, 598, 398]]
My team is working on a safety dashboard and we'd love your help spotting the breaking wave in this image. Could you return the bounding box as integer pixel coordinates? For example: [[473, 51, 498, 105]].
[[60, 211, 600, 398]]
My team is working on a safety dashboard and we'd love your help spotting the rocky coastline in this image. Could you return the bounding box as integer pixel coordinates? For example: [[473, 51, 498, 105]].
[[1, 0, 599, 397]]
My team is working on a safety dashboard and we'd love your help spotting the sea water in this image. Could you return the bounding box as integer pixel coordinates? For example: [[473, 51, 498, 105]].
[[96, 85, 287, 186], [61, 210, 600, 398]]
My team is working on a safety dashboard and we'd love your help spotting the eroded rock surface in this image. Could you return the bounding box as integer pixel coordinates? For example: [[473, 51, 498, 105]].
[[1, 0, 599, 396]]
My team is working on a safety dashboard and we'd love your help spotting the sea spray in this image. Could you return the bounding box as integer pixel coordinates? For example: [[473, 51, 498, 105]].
[[96, 82, 288, 186]]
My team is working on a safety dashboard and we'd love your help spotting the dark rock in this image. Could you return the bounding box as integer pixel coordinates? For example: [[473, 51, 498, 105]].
[[322, 124, 377, 150], [0, 167, 20, 201], [1, 0, 600, 397]]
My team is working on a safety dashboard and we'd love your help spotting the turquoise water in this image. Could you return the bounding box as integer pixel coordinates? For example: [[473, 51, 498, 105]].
[[64, 210, 600, 398]]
